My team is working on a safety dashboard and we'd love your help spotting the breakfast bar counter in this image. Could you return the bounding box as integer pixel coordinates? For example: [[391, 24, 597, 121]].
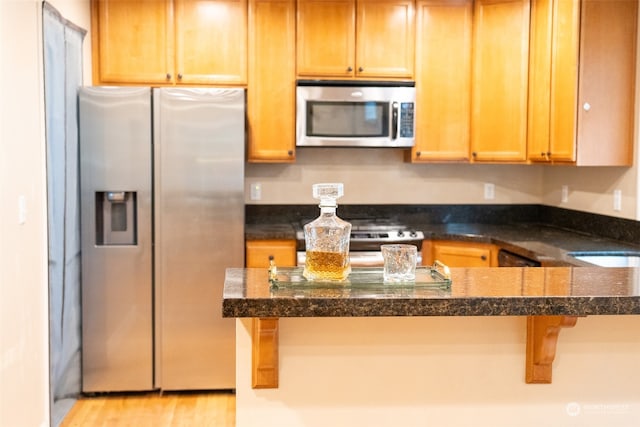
[[224, 266, 640, 427], [223, 267, 640, 318]]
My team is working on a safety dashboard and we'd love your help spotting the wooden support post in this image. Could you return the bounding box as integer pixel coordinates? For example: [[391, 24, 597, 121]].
[[252, 317, 279, 389], [525, 315, 578, 384]]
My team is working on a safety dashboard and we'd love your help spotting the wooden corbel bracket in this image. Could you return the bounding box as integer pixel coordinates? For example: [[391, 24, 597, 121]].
[[251, 315, 578, 388], [252, 317, 279, 389], [525, 315, 578, 384]]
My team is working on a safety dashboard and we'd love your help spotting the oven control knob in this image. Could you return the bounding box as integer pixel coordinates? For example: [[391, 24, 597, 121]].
[[409, 231, 417, 237], [397, 231, 405, 238]]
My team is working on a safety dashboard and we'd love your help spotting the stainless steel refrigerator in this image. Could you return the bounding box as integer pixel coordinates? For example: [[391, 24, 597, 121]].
[[78, 87, 244, 392]]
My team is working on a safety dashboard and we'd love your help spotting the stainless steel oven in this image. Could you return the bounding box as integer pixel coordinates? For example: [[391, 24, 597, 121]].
[[296, 220, 424, 267], [296, 80, 416, 148]]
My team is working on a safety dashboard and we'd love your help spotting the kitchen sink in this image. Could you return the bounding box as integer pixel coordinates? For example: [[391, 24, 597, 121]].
[[568, 251, 640, 267]]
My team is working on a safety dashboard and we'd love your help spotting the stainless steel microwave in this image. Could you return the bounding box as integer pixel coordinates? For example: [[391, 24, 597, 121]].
[[296, 80, 416, 148]]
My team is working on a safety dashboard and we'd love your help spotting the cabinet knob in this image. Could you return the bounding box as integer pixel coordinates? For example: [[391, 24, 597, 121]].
[[583, 102, 591, 111], [416, 151, 421, 157], [347, 66, 353, 72], [178, 73, 183, 80], [287, 150, 293, 156], [166, 73, 171, 80], [358, 66, 364, 72], [481, 255, 487, 261], [472, 152, 477, 157]]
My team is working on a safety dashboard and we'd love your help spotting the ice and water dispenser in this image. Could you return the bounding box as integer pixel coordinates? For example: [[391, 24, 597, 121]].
[[95, 191, 137, 245]]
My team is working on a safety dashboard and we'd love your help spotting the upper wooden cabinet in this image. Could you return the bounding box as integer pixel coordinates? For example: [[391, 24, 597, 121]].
[[247, 0, 296, 162], [410, 0, 472, 162], [296, 0, 354, 77], [296, 0, 415, 79], [470, 0, 530, 163], [174, 0, 247, 85], [91, 0, 247, 85], [528, 0, 637, 165], [356, 0, 415, 79], [91, 0, 172, 84]]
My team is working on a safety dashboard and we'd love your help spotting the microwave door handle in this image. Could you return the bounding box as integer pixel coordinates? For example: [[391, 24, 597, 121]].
[[391, 102, 399, 140]]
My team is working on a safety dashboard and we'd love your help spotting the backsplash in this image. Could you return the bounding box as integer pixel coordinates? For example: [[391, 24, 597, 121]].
[[246, 204, 640, 246], [245, 148, 544, 204], [245, 147, 638, 220]]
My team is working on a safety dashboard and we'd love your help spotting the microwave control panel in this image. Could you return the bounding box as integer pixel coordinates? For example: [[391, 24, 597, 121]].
[[400, 102, 415, 138]]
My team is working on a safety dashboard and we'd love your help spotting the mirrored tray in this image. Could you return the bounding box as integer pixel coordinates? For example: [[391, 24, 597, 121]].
[[268, 262, 451, 290]]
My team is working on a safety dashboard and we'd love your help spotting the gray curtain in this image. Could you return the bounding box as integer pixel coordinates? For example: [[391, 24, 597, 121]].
[[43, 2, 85, 425]]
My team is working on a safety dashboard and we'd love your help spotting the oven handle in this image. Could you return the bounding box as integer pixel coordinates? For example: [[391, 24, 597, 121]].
[[297, 251, 422, 268]]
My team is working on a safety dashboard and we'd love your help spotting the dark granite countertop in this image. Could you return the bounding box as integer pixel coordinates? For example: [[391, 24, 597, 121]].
[[229, 205, 640, 318], [245, 204, 640, 267], [222, 267, 640, 317]]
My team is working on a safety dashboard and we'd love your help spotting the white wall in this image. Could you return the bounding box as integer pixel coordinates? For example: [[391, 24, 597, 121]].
[[0, 2, 50, 426], [236, 316, 640, 427], [0, 1, 90, 427]]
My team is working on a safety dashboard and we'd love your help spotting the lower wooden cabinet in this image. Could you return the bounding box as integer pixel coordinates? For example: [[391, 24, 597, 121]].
[[423, 240, 498, 267], [246, 239, 297, 268]]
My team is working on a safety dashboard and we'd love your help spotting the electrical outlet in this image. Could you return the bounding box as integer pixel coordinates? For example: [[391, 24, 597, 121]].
[[250, 182, 262, 201], [561, 185, 569, 203], [484, 183, 495, 200], [613, 189, 622, 211]]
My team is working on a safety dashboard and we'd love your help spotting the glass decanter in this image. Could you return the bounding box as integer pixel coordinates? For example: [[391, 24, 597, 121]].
[[303, 183, 352, 281]]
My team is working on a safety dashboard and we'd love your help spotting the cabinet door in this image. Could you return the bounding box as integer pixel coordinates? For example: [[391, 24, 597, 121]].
[[576, 0, 637, 166], [411, 0, 471, 162], [355, 0, 415, 79], [526, 0, 553, 162], [92, 0, 173, 84], [471, 0, 529, 162], [174, 0, 247, 85], [248, 0, 296, 162], [297, 0, 355, 77], [424, 240, 496, 267], [546, 0, 579, 162], [246, 240, 297, 268], [528, 0, 579, 163]]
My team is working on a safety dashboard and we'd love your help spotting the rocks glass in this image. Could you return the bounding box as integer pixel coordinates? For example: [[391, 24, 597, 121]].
[[381, 244, 418, 282]]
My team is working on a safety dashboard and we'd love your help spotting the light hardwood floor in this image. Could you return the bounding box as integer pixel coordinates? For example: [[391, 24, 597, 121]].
[[60, 391, 235, 427]]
